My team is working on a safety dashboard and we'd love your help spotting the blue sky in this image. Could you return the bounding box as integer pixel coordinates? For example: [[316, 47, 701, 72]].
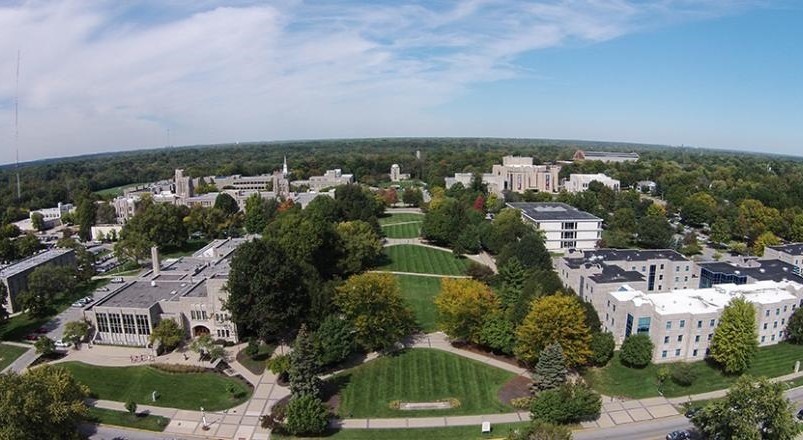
[[0, 1, 801, 163]]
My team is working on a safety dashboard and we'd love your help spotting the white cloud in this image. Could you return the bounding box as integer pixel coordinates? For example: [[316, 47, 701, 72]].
[[0, 0, 763, 163]]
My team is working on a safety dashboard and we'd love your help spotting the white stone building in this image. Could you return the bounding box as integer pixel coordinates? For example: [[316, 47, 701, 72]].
[[563, 173, 620, 193], [573, 150, 639, 163], [507, 202, 601, 251], [445, 156, 561, 196]]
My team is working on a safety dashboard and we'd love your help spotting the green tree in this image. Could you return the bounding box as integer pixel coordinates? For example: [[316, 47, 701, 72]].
[[312, 316, 354, 367], [334, 184, 384, 224], [214, 192, 240, 216], [671, 362, 697, 387], [710, 218, 732, 244], [334, 273, 415, 351], [636, 215, 673, 249], [483, 208, 530, 254], [682, 192, 717, 226], [610, 207, 637, 233], [30, 212, 46, 231], [589, 332, 615, 367], [532, 343, 568, 392], [289, 324, 321, 398], [786, 307, 803, 344], [435, 278, 499, 344], [15, 233, 42, 257], [335, 220, 383, 275], [0, 283, 9, 324], [0, 365, 89, 439], [530, 383, 601, 425], [95, 203, 118, 224], [35, 336, 56, 355], [498, 257, 528, 311], [244, 193, 278, 234], [75, 195, 97, 241], [62, 320, 90, 347], [497, 232, 552, 271], [402, 187, 423, 207], [118, 198, 188, 251], [507, 421, 573, 440], [479, 313, 516, 354], [422, 197, 477, 247], [515, 294, 592, 367], [227, 239, 315, 342], [752, 231, 781, 257], [710, 297, 758, 374], [19, 265, 76, 317], [284, 394, 329, 436], [149, 319, 185, 352], [619, 334, 654, 368], [125, 400, 137, 416], [692, 376, 800, 440]]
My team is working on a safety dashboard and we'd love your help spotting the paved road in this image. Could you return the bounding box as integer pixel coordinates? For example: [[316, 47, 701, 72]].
[[575, 415, 693, 440], [80, 423, 195, 440]]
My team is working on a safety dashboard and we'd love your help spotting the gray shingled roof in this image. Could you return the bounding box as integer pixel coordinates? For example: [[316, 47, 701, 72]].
[[507, 202, 601, 221]]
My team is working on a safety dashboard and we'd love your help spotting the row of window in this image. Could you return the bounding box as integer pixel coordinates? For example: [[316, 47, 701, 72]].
[[764, 305, 791, 317], [190, 310, 208, 320], [216, 329, 231, 338], [666, 319, 717, 330], [631, 264, 691, 272], [664, 333, 713, 344], [763, 320, 785, 330], [761, 332, 784, 343], [662, 348, 709, 358], [97, 313, 150, 335]]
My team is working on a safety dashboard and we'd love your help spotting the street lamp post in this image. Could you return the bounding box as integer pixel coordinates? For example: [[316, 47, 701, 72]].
[[201, 406, 209, 431]]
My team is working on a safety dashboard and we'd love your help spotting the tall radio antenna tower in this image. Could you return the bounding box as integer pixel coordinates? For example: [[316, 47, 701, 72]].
[[13, 49, 21, 199]]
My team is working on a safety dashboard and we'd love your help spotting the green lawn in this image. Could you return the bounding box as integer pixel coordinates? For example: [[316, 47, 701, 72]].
[[333, 348, 514, 418], [379, 245, 471, 276], [396, 275, 442, 332], [60, 362, 251, 411], [87, 406, 169, 432], [273, 422, 531, 439], [93, 182, 148, 198], [0, 343, 28, 371], [382, 222, 422, 239], [160, 239, 211, 259], [379, 213, 425, 226], [585, 343, 803, 399], [0, 279, 109, 342], [236, 343, 276, 375]]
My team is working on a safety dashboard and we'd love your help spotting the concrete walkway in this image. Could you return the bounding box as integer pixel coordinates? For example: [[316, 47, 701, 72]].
[[1, 344, 38, 374]]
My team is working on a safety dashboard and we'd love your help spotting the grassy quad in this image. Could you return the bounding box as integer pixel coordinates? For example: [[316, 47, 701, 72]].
[[584, 343, 803, 399], [396, 275, 442, 332], [0, 343, 28, 371], [382, 222, 422, 239], [60, 362, 251, 411], [379, 213, 425, 226], [333, 348, 514, 418], [379, 245, 471, 276], [86, 406, 169, 432]]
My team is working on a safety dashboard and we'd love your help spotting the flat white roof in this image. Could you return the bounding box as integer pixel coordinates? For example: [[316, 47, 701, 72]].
[[611, 280, 802, 316]]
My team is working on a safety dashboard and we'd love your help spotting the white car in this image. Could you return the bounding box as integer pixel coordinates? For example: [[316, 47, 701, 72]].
[[54, 339, 71, 348]]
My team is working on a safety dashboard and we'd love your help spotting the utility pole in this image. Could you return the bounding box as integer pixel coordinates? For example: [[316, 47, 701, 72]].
[[14, 49, 21, 199]]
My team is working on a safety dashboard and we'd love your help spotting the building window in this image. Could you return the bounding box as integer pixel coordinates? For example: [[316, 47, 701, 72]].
[[784, 305, 788, 313], [695, 335, 700, 343], [97, 313, 109, 333], [666, 321, 672, 330], [109, 314, 122, 334], [659, 274, 664, 280], [662, 351, 667, 358], [664, 336, 670, 344], [660, 264, 664, 270], [136, 315, 150, 335], [607, 300, 610, 307], [772, 335, 776, 341], [685, 265, 689, 271], [679, 320, 685, 328], [697, 320, 702, 328], [201, 310, 208, 320], [122, 314, 136, 334], [710, 319, 716, 327], [708, 333, 713, 341], [637, 317, 651, 334], [782, 318, 786, 325], [764, 323, 768, 330], [693, 349, 698, 357], [605, 313, 609, 321], [766, 310, 770, 317], [624, 314, 633, 337], [777, 308, 781, 316], [675, 276, 679, 282], [613, 305, 616, 312], [761, 336, 766, 343], [641, 266, 646, 272], [774, 321, 778, 328], [675, 349, 681, 356], [562, 222, 577, 230], [676, 266, 680, 272], [684, 276, 688, 282], [677, 335, 683, 342]]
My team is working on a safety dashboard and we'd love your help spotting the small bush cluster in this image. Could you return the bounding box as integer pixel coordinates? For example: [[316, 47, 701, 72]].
[[510, 397, 533, 410], [149, 363, 207, 374], [671, 362, 697, 386], [530, 383, 601, 424]]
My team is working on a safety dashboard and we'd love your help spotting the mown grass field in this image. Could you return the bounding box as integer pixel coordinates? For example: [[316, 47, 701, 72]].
[[396, 275, 442, 332], [87, 406, 169, 432], [60, 362, 251, 411], [93, 182, 148, 197], [379, 245, 470, 276], [0, 343, 28, 371], [333, 348, 513, 418], [584, 343, 803, 399], [382, 222, 422, 239], [273, 422, 531, 440], [379, 213, 424, 225]]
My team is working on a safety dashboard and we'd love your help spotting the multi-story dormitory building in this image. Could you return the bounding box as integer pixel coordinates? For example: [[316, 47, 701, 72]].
[[558, 248, 803, 363], [83, 238, 251, 347]]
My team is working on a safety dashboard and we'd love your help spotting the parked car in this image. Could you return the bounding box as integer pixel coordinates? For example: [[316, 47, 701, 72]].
[[54, 339, 71, 348], [25, 333, 39, 341], [110, 277, 124, 283], [666, 430, 691, 440], [35, 326, 49, 334], [796, 408, 803, 421], [83, 296, 94, 304], [684, 407, 701, 419]]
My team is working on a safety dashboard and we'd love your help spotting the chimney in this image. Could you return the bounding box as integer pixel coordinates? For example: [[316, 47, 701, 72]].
[[151, 246, 160, 276]]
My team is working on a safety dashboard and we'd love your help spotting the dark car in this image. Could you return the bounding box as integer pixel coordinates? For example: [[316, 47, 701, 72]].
[[666, 430, 691, 440], [796, 408, 803, 421], [35, 326, 49, 334], [685, 407, 701, 419], [25, 333, 39, 341]]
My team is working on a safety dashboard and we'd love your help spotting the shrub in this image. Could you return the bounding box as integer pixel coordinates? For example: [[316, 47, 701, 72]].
[[246, 338, 260, 358], [267, 354, 291, 375], [125, 400, 137, 415], [589, 332, 615, 366], [619, 334, 654, 368], [466, 261, 495, 282], [671, 362, 698, 387], [507, 421, 572, 440], [510, 397, 533, 410], [150, 363, 207, 373], [530, 383, 601, 424], [284, 394, 329, 436]]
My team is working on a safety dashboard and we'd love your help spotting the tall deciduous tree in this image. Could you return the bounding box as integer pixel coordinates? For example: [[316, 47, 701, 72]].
[[786, 307, 803, 344], [710, 297, 758, 374], [435, 278, 499, 344], [62, 320, 90, 347], [312, 316, 354, 367], [214, 192, 240, 216], [75, 194, 97, 241], [402, 187, 423, 207], [532, 343, 568, 392], [149, 319, 185, 352], [227, 239, 314, 342], [30, 212, 46, 231], [335, 220, 383, 275], [19, 265, 76, 317], [0, 365, 89, 439], [334, 273, 415, 351], [515, 294, 592, 367], [636, 214, 673, 249], [284, 393, 329, 436], [619, 334, 654, 368], [692, 376, 800, 440], [244, 193, 278, 234]]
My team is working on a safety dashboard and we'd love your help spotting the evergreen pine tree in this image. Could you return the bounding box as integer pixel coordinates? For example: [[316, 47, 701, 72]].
[[531, 342, 568, 392], [289, 324, 322, 397], [498, 257, 527, 310]]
